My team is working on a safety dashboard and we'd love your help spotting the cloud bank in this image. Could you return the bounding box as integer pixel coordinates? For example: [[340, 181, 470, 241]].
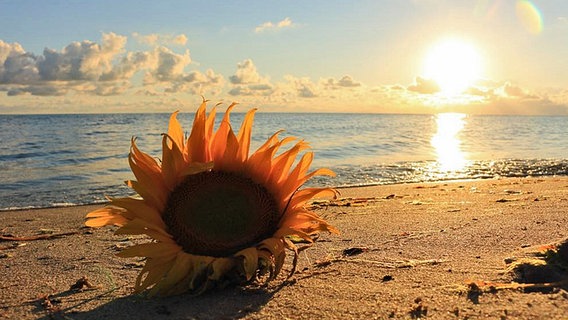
[[132, 33, 188, 46], [255, 17, 294, 33], [0, 33, 223, 99], [1, 32, 567, 115]]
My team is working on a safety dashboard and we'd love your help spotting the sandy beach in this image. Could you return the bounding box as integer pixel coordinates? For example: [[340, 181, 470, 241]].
[[1, 176, 567, 319]]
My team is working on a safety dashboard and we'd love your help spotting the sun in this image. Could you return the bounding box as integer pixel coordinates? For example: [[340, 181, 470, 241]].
[[422, 38, 483, 96]]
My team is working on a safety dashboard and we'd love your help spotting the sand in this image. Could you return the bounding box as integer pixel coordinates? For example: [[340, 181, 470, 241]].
[[1, 176, 567, 319]]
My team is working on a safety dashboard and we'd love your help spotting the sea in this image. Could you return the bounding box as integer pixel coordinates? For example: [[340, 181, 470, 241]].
[[1, 112, 567, 211]]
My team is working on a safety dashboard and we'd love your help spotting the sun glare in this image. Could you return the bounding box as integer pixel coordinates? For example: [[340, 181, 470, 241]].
[[431, 113, 467, 172], [423, 38, 483, 96]]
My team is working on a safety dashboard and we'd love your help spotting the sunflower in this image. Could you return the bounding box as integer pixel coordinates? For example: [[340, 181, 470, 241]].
[[85, 99, 338, 296]]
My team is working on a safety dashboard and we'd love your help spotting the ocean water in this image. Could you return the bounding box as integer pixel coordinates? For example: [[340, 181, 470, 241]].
[[1, 112, 567, 211]]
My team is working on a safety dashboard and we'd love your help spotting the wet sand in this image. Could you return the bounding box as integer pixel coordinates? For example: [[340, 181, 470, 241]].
[[1, 177, 567, 319]]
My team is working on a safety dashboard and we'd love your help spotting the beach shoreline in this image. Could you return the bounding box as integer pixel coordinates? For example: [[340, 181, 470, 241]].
[[1, 176, 567, 319]]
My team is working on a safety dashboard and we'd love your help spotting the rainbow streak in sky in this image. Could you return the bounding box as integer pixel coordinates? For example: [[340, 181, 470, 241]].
[[516, 0, 543, 34]]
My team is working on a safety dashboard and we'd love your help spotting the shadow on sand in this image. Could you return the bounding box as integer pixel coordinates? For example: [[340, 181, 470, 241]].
[[37, 285, 280, 320]]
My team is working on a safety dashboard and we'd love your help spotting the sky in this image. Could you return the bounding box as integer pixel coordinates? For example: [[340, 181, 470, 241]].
[[0, 0, 567, 115]]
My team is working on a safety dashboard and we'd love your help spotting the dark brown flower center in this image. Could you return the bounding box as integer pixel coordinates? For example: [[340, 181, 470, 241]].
[[162, 170, 280, 257]]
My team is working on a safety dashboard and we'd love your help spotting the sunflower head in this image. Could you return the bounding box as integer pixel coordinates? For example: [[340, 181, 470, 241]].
[[86, 99, 338, 296]]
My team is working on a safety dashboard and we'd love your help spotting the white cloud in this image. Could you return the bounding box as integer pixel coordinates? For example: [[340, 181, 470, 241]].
[[229, 59, 263, 84], [0, 40, 38, 84], [92, 82, 131, 96], [148, 47, 192, 82], [1, 33, 567, 115], [0, 33, 230, 99], [38, 32, 127, 81], [132, 33, 188, 46], [101, 45, 192, 84], [254, 22, 273, 33], [172, 34, 188, 46], [407, 77, 440, 94], [228, 83, 274, 96], [494, 81, 532, 98], [100, 51, 155, 81], [322, 75, 362, 89], [0, 40, 25, 64], [228, 59, 275, 97], [9, 84, 69, 96], [1, 34, 133, 97], [162, 69, 225, 94], [481, 95, 568, 115], [406, 79, 568, 115], [284, 75, 319, 98], [133, 33, 158, 45], [277, 17, 293, 28], [255, 17, 295, 33]]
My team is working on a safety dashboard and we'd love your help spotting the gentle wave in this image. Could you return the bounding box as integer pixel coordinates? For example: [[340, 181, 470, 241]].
[[1, 113, 567, 211], [2, 158, 566, 211], [312, 158, 568, 188]]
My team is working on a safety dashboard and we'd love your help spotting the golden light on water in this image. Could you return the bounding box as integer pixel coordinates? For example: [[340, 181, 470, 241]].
[[431, 113, 467, 172]]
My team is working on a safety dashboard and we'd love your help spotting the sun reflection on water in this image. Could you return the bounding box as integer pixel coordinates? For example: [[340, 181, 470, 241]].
[[431, 113, 467, 172]]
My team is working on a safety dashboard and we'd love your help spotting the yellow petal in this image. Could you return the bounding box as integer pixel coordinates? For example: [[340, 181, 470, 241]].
[[219, 129, 240, 171], [114, 218, 173, 242], [287, 187, 338, 212], [161, 254, 215, 296], [281, 152, 313, 191], [251, 130, 284, 154], [125, 180, 165, 212], [235, 247, 259, 281], [84, 215, 128, 228], [204, 106, 217, 143], [85, 206, 122, 218], [129, 140, 169, 202], [244, 143, 278, 184], [271, 141, 311, 186], [149, 251, 194, 296], [274, 226, 313, 243], [117, 242, 181, 258], [245, 137, 295, 185], [135, 257, 176, 293], [259, 237, 286, 253], [108, 197, 165, 229], [258, 238, 287, 278], [280, 156, 335, 201], [208, 257, 235, 281], [130, 138, 161, 173], [273, 248, 286, 278], [280, 210, 327, 229], [210, 112, 231, 161], [167, 111, 185, 150], [187, 99, 208, 163], [281, 209, 340, 235], [161, 134, 185, 189], [210, 103, 239, 170], [293, 167, 336, 190], [179, 161, 214, 178], [236, 108, 256, 162]]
